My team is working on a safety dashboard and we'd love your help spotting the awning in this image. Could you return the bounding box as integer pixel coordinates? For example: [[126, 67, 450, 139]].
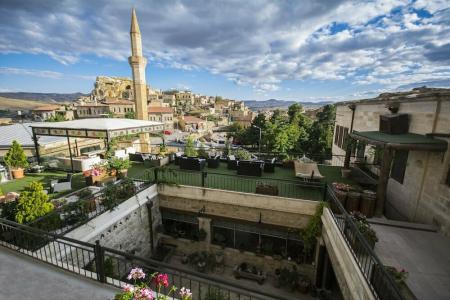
[[30, 118, 164, 139], [350, 131, 448, 152]]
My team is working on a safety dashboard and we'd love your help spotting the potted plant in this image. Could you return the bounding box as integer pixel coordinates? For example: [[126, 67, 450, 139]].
[[108, 157, 131, 179], [348, 211, 378, 250], [4, 140, 29, 179]]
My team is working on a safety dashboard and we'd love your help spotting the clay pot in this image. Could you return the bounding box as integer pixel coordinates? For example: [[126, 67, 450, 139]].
[[346, 191, 361, 213], [360, 190, 376, 218], [11, 168, 24, 179]]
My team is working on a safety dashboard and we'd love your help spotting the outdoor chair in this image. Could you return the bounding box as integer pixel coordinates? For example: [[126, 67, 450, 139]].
[[51, 173, 73, 193], [263, 158, 276, 173], [174, 153, 185, 165], [180, 157, 206, 171], [227, 155, 238, 170], [207, 155, 220, 168], [237, 160, 264, 177], [294, 160, 324, 180], [129, 152, 145, 162]]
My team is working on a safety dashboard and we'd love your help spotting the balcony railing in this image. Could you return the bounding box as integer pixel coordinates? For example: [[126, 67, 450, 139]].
[[0, 218, 286, 300], [325, 185, 404, 300], [133, 167, 326, 201]]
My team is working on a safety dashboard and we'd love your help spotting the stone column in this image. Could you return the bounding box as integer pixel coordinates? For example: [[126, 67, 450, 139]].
[[198, 217, 212, 249], [375, 148, 394, 216]]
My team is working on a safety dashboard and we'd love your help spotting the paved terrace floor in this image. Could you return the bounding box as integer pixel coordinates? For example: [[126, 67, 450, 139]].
[[0, 247, 117, 300], [373, 223, 450, 300]]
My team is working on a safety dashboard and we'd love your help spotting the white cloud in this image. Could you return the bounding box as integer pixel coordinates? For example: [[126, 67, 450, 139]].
[[0, 0, 449, 94], [0, 67, 63, 79]]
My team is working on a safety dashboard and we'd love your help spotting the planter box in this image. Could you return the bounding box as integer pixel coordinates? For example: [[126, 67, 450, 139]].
[[144, 156, 169, 167]]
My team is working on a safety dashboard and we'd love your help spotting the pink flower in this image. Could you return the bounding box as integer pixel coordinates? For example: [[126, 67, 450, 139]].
[[134, 287, 154, 300], [127, 267, 146, 280], [180, 287, 192, 299], [154, 273, 169, 287], [122, 284, 134, 293]]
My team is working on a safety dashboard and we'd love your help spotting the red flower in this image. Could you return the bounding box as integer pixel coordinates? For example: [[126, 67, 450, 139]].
[[155, 273, 169, 287]]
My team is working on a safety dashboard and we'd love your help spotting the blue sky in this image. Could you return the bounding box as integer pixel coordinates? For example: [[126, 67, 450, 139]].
[[0, 0, 449, 101]]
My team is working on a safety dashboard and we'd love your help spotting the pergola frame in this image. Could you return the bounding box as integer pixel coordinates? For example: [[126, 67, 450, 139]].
[[347, 131, 448, 216], [30, 118, 164, 172]]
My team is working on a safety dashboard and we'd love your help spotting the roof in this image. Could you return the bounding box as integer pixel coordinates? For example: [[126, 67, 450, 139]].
[[0, 123, 64, 148], [183, 116, 205, 124], [148, 107, 173, 114], [102, 98, 134, 105], [32, 105, 62, 111], [30, 118, 163, 139], [350, 131, 448, 151], [336, 87, 450, 106]]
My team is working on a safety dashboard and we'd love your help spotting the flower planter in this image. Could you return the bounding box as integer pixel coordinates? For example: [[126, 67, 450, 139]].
[[11, 168, 24, 179], [346, 191, 361, 213], [332, 188, 347, 213], [360, 190, 376, 218], [341, 168, 351, 178]]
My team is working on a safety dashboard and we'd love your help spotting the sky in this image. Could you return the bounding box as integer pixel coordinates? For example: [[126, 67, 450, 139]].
[[0, 0, 449, 102]]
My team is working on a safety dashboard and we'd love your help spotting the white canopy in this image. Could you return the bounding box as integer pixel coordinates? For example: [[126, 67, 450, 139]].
[[30, 118, 164, 139]]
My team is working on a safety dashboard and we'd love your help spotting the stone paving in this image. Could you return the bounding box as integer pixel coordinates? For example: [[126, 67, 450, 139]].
[[373, 223, 450, 300], [0, 247, 118, 300]]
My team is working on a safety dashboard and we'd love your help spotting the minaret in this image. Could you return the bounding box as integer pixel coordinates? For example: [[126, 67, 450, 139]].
[[129, 8, 150, 152]]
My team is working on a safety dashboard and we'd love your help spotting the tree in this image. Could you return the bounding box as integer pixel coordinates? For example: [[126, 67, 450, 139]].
[[124, 111, 135, 119], [288, 103, 303, 123], [4, 140, 29, 170], [304, 105, 336, 160], [15, 181, 54, 224], [46, 114, 66, 122], [184, 136, 197, 157]]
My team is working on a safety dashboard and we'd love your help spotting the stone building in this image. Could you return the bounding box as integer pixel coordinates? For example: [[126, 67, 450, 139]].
[[148, 107, 174, 129], [333, 87, 450, 235], [101, 98, 135, 117], [75, 104, 109, 118], [31, 105, 74, 121], [91, 76, 135, 101]]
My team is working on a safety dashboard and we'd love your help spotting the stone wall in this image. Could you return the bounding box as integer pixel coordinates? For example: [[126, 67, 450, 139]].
[[157, 185, 319, 229], [333, 96, 450, 235], [65, 185, 159, 257]]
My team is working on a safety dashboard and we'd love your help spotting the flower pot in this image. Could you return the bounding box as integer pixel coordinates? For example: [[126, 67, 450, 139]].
[[341, 168, 351, 178], [11, 168, 24, 179], [360, 190, 376, 218], [346, 191, 361, 213], [118, 169, 128, 178], [332, 188, 347, 213]]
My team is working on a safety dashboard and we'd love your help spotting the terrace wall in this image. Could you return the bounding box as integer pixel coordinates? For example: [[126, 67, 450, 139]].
[[157, 185, 319, 229], [64, 184, 160, 257]]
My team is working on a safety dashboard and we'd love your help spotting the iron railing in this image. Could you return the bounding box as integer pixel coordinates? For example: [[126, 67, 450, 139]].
[[133, 167, 326, 201], [27, 178, 150, 237], [325, 185, 404, 300], [0, 218, 286, 300]]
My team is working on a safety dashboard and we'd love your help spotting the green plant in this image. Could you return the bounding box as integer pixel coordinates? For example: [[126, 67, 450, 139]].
[[185, 136, 197, 157], [15, 181, 54, 224], [350, 211, 378, 245], [108, 157, 131, 172], [4, 140, 29, 169], [197, 145, 208, 158], [104, 257, 115, 278], [301, 201, 328, 257], [232, 148, 251, 160], [78, 188, 93, 199], [385, 266, 408, 285]]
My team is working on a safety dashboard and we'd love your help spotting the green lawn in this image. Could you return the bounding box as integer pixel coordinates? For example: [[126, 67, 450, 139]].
[[0, 171, 86, 198], [127, 161, 359, 201]]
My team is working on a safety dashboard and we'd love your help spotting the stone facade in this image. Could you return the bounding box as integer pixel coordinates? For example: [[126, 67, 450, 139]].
[[333, 88, 450, 235], [91, 76, 135, 101]]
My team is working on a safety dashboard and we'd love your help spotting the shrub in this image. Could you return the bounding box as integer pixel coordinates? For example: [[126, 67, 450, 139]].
[[4, 140, 29, 169], [185, 136, 197, 157], [15, 181, 54, 224]]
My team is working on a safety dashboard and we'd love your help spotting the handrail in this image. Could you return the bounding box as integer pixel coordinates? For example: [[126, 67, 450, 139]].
[[0, 217, 287, 300], [325, 185, 404, 300]]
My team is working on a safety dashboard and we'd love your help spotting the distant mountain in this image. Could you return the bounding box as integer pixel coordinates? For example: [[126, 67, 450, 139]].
[[244, 99, 333, 110], [0, 92, 88, 103]]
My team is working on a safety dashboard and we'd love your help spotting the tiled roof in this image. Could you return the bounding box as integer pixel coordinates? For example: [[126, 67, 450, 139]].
[[148, 107, 173, 113], [183, 116, 205, 123], [32, 105, 62, 111]]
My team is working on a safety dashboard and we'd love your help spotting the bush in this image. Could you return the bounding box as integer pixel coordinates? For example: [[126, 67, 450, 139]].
[[15, 181, 54, 224], [4, 140, 28, 169]]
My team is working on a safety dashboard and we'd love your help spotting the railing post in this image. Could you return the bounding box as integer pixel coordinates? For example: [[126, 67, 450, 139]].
[[202, 171, 207, 187], [154, 168, 159, 183], [94, 240, 106, 283]]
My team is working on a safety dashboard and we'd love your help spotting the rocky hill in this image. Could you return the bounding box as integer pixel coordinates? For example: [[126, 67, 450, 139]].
[[0, 92, 87, 103]]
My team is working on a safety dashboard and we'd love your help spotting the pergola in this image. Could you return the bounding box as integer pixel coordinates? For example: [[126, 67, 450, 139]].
[[348, 131, 448, 216], [30, 118, 164, 172]]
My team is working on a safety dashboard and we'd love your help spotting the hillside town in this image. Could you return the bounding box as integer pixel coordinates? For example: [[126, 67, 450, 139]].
[[0, 3, 449, 300]]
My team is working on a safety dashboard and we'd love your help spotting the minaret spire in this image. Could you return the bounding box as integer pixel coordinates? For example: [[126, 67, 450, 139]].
[[128, 8, 150, 152]]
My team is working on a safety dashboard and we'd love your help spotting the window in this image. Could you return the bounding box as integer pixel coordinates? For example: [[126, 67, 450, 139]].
[[391, 150, 409, 184], [334, 125, 349, 149]]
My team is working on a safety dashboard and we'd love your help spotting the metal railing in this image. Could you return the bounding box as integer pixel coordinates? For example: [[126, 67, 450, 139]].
[[27, 178, 150, 237], [135, 167, 326, 201], [325, 185, 404, 300], [0, 218, 286, 300]]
